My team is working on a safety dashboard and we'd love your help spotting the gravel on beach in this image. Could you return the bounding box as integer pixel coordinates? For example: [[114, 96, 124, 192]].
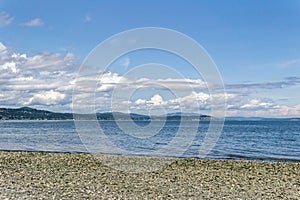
[[0, 151, 299, 199]]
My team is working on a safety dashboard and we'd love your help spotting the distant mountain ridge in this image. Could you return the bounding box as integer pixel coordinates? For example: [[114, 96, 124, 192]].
[[0, 107, 211, 120], [0, 107, 73, 120]]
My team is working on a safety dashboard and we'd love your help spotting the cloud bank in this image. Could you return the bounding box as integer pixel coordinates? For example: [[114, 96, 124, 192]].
[[0, 42, 299, 117]]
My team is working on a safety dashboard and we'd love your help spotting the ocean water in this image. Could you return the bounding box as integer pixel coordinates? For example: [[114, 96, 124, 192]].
[[0, 120, 299, 162]]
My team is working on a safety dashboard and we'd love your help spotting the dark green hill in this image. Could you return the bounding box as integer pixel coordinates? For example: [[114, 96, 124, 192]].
[[0, 107, 73, 120]]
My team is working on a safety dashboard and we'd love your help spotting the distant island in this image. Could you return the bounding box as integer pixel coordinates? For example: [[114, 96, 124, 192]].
[[0, 107, 212, 121]]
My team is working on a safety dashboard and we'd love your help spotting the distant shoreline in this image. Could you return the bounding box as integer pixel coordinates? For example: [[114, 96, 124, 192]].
[[0, 106, 213, 121], [1, 107, 299, 121]]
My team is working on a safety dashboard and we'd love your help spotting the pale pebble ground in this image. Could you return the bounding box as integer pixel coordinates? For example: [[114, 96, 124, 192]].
[[0, 151, 299, 199]]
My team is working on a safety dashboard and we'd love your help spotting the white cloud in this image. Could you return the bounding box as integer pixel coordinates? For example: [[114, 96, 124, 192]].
[[93, 74, 208, 94], [131, 92, 211, 114], [240, 99, 274, 110], [135, 99, 147, 105], [0, 42, 78, 112], [24, 90, 66, 106], [149, 94, 165, 106], [0, 12, 14, 28], [21, 18, 44, 27], [23, 52, 75, 70], [0, 62, 17, 73], [97, 72, 127, 92]]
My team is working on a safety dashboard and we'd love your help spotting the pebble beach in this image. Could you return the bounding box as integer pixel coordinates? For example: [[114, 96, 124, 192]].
[[0, 151, 299, 199]]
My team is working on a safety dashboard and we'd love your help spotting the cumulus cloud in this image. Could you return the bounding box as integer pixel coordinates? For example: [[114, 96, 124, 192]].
[[0, 12, 14, 28], [0, 62, 17, 73], [0, 42, 78, 112], [130, 92, 211, 114], [20, 18, 44, 27], [149, 94, 165, 106], [24, 90, 66, 105]]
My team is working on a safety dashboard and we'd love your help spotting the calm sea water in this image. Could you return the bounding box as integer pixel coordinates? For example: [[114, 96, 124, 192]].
[[0, 120, 299, 162]]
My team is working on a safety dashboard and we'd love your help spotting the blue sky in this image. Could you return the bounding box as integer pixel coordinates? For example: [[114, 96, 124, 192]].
[[0, 0, 300, 117]]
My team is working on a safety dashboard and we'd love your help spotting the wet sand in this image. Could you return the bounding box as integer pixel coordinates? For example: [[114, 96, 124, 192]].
[[0, 151, 299, 199]]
